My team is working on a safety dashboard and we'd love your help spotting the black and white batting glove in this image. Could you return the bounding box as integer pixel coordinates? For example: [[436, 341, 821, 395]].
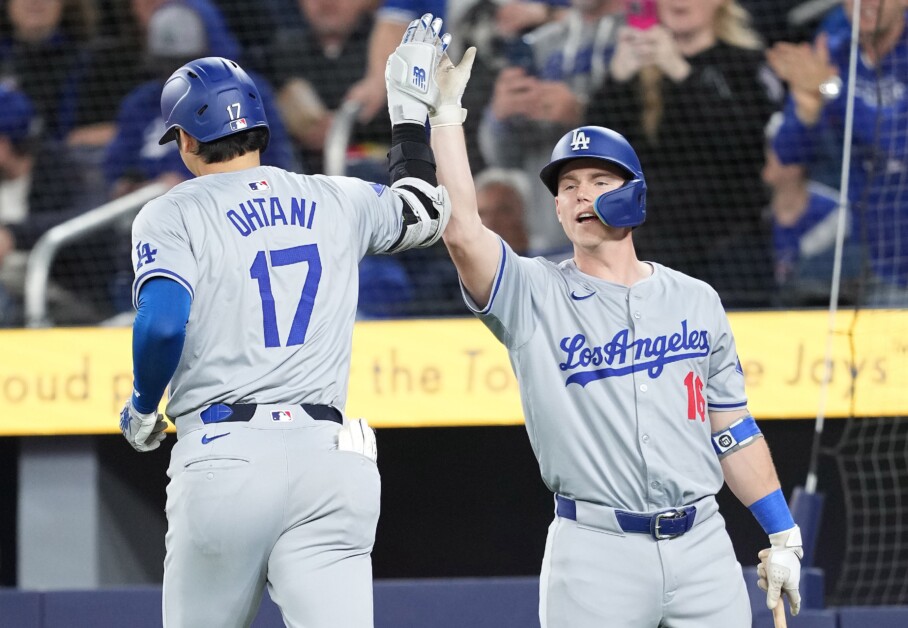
[[757, 525, 803, 616], [120, 397, 168, 452], [430, 47, 476, 128], [385, 13, 451, 125]]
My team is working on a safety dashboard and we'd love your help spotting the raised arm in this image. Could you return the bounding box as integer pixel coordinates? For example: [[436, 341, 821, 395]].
[[430, 49, 502, 308]]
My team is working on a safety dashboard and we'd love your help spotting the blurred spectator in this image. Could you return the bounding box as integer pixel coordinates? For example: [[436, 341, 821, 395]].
[[0, 86, 113, 326], [342, 0, 445, 125], [209, 0, 281, 67], [741, 0, 842, 46], [70, 0, 240, 150], [587, 0, 782, 308], [495, 0, 570, 40], [102, 1, 293, 199], [762, 114, 860, 306], [357, 254, 414, 319], [261, 0, 391, 176], [479, 0, 622, 254], [450, 0, 570, 176], [476, 168, 532, 254], [767, 0, 908, 306], [0, 0, 96, 139]]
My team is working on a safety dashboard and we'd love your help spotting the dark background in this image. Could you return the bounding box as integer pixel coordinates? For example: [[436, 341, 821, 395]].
[[0, 419, 846, 591]]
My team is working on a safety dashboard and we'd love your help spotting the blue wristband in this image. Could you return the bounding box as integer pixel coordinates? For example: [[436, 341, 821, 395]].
[[749, 488, 795, 535]]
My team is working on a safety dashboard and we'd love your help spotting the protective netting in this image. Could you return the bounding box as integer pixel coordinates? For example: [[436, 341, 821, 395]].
[[801, 0, 908, 606], [3, 0, 887, 326], [828, 417, 908, 605]]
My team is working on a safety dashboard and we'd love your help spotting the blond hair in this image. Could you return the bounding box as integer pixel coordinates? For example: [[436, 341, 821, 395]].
[[640, 0, 763, 141], [715, 0, 763, 50]]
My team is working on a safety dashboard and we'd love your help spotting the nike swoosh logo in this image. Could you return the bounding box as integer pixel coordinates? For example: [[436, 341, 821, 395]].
[[570, 291, 596, 301], [201, 432, 230, 445]]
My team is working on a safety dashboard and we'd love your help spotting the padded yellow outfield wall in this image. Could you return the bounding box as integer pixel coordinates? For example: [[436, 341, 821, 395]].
[[0, 309, 904, 435]]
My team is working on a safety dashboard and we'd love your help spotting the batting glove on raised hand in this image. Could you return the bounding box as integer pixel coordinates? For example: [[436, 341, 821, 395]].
[[757, 525, 803, 616], [430, 47, 477, 128], [120, 397, 168, 452], [337, 418, 378, 463], [385, 13, 451, 125]]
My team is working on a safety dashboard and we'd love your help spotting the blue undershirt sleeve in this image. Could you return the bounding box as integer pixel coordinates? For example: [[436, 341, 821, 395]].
[[131, 277, 191, 414]]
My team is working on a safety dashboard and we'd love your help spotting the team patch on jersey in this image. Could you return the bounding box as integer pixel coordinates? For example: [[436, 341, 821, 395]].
[[230, 117, 248, 132], [271, 410, 293, 422], [369, 182, 386, 196], [135, 240, 158, 270], [559, 320, 711, 386], [248, 180, 270, 191]]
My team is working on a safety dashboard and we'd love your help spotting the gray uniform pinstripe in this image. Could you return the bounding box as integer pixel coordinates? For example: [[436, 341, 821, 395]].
[[465, 240, 752, 627], [131, 166, 405, 627]]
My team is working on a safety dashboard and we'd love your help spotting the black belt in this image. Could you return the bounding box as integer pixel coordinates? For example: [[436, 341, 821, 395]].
[[556, 495, 697, 540], [199, 403, 342, 425]]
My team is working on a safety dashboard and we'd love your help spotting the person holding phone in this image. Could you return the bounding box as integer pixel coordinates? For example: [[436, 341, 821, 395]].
[[479, 0, 623, 257], [588, 0, 782, 308]]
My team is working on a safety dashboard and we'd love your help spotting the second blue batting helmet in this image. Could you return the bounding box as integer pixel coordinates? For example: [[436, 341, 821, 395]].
[[158, 57, 269, 146], [539, 126, 646, 228]]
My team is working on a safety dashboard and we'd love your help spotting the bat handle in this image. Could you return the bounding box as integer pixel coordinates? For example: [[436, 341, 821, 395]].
[[772, 601, 787, 628]]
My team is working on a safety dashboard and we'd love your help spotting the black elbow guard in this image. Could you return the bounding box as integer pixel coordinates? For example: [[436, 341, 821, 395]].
[[388, 123, 437, 185]]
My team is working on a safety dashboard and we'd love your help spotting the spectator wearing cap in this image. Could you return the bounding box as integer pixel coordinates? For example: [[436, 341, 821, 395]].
[[70, 0, 244, 150], [102, 1, 294, 199], [0, 86, 110, 325]]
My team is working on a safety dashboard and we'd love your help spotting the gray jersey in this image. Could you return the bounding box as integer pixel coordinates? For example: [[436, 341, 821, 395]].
[[131, 166, 403, 418], [465, 242, 747, 511]]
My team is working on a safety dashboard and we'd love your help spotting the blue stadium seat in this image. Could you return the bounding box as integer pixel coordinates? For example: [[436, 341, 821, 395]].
[[838, 606, 908, 628], [374, 577, 540, 628], [250, 588, 284, 627], [0, 589, 41, 628], [42, 588, 161, 628]]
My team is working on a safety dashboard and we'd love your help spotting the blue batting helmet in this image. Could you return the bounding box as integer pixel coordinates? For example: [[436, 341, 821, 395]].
[[158, 57, 269, 146], [539, 126, 646, 228]]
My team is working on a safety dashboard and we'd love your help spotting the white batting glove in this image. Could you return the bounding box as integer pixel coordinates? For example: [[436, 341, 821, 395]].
[[385, 13, 451, 125], [757, 525, 803, 616], [430, 47, 477, 128], [338, 418, 378, 463], [119, 397, 168, 452]]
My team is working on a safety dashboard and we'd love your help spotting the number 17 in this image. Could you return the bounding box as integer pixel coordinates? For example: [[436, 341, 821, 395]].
[[249, 244, 322, 348]]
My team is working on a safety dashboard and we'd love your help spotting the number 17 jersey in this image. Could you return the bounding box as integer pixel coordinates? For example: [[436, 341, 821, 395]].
[[130, 166, 404, 419]]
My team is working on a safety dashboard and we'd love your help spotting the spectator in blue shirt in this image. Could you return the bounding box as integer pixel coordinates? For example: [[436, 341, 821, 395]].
[[767, 0, 908, 305], [102, 1, 293, 198], [0, 0, 95, 139], [763, 115, 860, 306]]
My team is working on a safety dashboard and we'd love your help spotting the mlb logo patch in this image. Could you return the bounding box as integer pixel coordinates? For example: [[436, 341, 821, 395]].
[[230, 117, 248, 131], [272, 410, 293, 422], [249, 180, 270, 191]]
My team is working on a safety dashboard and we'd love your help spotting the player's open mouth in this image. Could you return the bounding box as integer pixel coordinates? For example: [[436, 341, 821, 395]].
[[576, 212, 597, 223]]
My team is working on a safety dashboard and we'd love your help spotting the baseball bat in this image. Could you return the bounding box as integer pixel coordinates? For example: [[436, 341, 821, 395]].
[[772, 601, 787, 628]]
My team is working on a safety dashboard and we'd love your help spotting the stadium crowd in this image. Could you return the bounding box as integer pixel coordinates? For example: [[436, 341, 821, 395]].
[[0, 0, 905, 326]]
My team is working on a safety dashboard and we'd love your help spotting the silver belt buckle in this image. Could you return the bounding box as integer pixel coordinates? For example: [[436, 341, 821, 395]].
[[652, 509, 684, 540]]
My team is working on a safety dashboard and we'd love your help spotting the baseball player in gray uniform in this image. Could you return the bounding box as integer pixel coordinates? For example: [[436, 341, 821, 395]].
[[118, 33, 452, 628], [403, 32, 804, 627]]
